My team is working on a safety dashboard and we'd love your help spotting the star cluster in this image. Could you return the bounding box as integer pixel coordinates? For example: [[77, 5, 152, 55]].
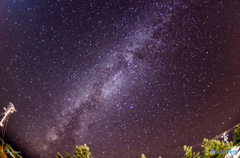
[[1, 0, 240, 158]]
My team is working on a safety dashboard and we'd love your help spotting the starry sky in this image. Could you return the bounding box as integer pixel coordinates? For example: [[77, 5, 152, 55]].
[[1, 0, 240, 158]]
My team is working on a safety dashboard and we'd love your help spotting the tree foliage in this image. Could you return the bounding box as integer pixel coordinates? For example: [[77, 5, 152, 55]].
[[54, 152, 63, 158], [3, 142, 22, 158], [233, 125, 240, 146], [183, 145, 201, 158], [66, 152, 71, 158], [73, 144, 91, 158], [183, 138, 234, 158], [140, 154, 146, 158], [54, 144, 92, 158], [201, 138, 233, 158]]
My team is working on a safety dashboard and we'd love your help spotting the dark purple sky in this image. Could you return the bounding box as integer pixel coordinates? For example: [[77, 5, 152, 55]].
[[1, 0, 240, 158]]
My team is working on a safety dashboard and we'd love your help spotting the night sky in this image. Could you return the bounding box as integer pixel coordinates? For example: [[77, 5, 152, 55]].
[[1, 0, 240, 158]]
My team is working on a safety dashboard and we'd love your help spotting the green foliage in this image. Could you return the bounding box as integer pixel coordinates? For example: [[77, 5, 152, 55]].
[[73, 144, 91, 158], [140, 154, 146, 158], [54, 144, 92, 158], [183, 138, 234, 158], [2, 142, 22, 158], [66, 152, 71, 158], [233, 125, 240, 146], [3, 143, 11, 150], [201, 138, 233, 158], [54, 152, 63, 158], [183, 145, 201, 158]]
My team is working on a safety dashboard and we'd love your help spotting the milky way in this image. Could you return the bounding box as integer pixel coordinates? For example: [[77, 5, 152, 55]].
[[1, 1, 240, 158], [43, 9, 164, 155]]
